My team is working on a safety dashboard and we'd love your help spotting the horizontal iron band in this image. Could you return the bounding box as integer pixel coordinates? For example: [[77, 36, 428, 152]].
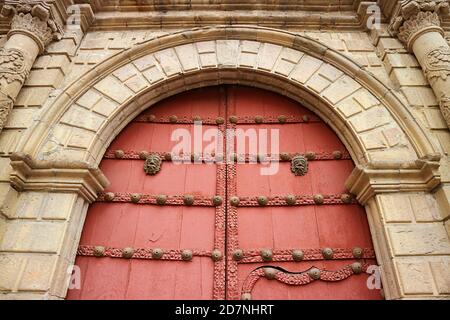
[[77, 246, 212, 261], [232, 194, 357, 207], [97, 193, 220, 206], [134, 115, 321, 125], [104, 151, 351, 161], [238, 248, 375, 263]]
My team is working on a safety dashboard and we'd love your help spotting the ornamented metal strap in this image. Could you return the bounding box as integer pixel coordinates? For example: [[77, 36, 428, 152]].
[[103, 150, 351, 161], [96, 192, 221, 207], [237, 248, 375, 263], [228, 194, 357, 207], [241, 263, 370, 299], [133, 114, 321, 124]]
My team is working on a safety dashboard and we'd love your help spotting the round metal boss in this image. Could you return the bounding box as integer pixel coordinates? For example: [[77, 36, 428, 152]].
[[211, 249, 222, 262], [114, 150, 124, 159], [333, 150, 343, 159], [93, 246, 105, 257], [260, 249, 273, 262], [352, 247, 363, 259], [233, 249, 244, 261], [130, 193, 141, 203], [230, 196, 240, 206], [351, 262, 363, 274], [278, 115, 287, 123], [216, 117, 225, 125], [229, 116, 238, 124], [302, 115, 310, 122], [104, 192, 115, 201], [257, 196, 269, 206], [280, 152, 291, 161], [184, 195, 195, 206], [156, 195, 167, 205], [308, 267, 321, 280], [264, 268, 278, 280], [139, 151, 149, 160], [169, 115, 178, 123], [341, 193, 353, 204], [313, 194, 324, 205], [148, 114, 156, 122], [181, 250, 193, 261], [322, 248, 334, 259], [285, 195, 297, 206], [255, 115, 264, 124], [292, 250, 304, 261], [122, 247, 134, 259], [192, 116, 202, 122], [152, 248, 164, 259], [212, 196, 223, 206], [305, 151, 316, 160]]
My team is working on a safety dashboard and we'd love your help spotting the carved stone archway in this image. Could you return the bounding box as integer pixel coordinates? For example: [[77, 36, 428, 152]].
[[2, 26, 448, 300]]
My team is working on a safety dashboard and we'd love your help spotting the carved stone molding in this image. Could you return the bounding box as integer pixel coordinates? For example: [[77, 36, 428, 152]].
[[9, 152, 110, 203], [0, 93, 14, 131], [389, 1, 449, 50], [345, 155, 441, 205], [1, 0, 63, 53], [439, 96, 450, 126]]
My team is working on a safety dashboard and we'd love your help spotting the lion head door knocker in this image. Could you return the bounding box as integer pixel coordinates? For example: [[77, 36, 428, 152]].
[[291, 155, 309, 176], [144, 154, 162, 175]]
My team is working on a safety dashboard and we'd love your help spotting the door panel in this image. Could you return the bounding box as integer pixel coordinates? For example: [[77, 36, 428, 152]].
[[67, 85, 382, 300]]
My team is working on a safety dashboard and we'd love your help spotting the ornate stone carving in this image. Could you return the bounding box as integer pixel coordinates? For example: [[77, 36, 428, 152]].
[[291, 155, 309, 176], [389, 1, 449, 47], [0, 47, 29, 85], [423, 46, 450, 81], [0, 94, 14, 130], [439, 96, 450, 126], [1, 0, 62, 53]]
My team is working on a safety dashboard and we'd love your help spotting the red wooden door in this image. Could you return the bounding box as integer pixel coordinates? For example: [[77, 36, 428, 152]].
[[67, 86, 382, 300]]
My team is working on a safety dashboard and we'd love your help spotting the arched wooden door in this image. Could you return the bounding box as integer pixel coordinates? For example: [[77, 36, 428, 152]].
[[67, 86, 382, 300]]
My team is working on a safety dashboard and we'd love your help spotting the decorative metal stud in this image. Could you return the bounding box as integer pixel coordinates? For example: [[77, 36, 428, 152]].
[[212, 196, 223, 206], [230, 196, 240, 207], [241, 293, 252, 300], [144, 154, 162, 175], [169, 115, 178, 123], [308, 267, 321, 280], [233, 249, 244, 261], [352, 247, 363, 259], [280, 152, 291, 161], [291, 155, 309, 176], [292, 250, 304, 262], [122, 247, 134, 259], [114, 150, 125, 159], [341, 193, 353, 204], [351, 262, 363, 274], [156, 195, 167, 205], [322, 248, 334, 260], [278, 115, 287, 124], [152, 248, 164, 259], [216, 117, 225, 125], [93, 246, 105, 257], [285, 195, 297, 206], [193, 116, 202, 122], [257, 196, 269, 206], [164, 153, 172, 161], [302, 115, 310, 122], [264, 267, 278, 280], [104, 192, 115, 201], [148, 114, 156, 122], [260, 249, 273, 262], [229, 115, 238, 124], [139, 151, 149, 160], [184, 195, 195, 206], [333, 150, 343, 160], [255, 115, 264, 124], [211, 249, 222, 262], [130, 193, 141, 203], [181, 249, 193, 261], [313, 194, 324, 205], [305, 151, 316, 160]]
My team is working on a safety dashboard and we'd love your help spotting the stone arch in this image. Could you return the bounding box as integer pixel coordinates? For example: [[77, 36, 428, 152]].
[[6, 26, 445, 300], [17, 26, 438, 166]]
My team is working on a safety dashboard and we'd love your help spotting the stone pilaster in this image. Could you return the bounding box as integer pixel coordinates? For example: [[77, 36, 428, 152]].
[[389, 0, 450, 128], [0, 0, 62, 132]]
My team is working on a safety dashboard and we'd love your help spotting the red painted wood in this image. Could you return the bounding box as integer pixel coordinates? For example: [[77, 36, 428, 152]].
[[67, 85, 382, 300]]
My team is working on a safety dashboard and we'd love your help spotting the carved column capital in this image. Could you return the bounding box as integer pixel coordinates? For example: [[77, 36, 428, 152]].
[[389, 0, 449, 50], [1, 0, 63, 53]]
